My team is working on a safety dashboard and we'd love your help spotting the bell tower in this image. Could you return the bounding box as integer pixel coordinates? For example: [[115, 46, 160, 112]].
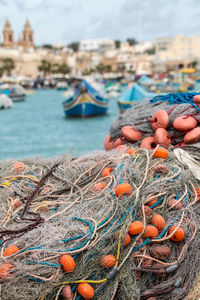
[[23, 19, 34, 49], [3, 19, 14, 48]]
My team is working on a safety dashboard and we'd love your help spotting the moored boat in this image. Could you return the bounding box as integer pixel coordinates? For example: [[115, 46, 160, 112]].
[[117, 83, 157, 113], [56, 81, 68, 91], [0, 83, 26, 102], [63, 80, 108, 117]]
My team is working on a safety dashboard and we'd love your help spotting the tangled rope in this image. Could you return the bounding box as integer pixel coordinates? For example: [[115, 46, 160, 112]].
[[0, 147, 199, 300]]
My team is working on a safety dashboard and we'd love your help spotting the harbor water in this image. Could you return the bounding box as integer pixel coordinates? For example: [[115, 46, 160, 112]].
[[0, 90, 119, 160]]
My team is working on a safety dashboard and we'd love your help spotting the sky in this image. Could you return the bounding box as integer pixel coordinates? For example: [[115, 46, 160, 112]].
[[0, 0, 200, 45]]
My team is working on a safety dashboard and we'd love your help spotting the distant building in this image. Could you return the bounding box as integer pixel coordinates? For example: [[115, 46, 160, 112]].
[[79, 39, 115, 52], [3, 19, 14, 48], [2, 18, 34, 50]]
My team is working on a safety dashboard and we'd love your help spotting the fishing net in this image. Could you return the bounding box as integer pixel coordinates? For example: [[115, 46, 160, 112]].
[[108, 93, 200, 149], [0, 146, 200, 300]]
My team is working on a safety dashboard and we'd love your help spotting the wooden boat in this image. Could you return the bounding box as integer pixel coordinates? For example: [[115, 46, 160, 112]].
[[0, 83, 26, 102], [63, 80, 108, 117], [56, 81, 68, 91], [117, 83, 157, 114]]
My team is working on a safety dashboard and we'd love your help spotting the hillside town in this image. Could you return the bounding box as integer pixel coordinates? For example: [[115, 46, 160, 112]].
[[0, 19, 200, 80]]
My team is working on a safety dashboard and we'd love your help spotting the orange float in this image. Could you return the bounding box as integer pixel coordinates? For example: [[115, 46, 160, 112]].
[[173, 115, 197, 132], [144, 205, 153, 216], [3, 245, 20, 257], [124, 233, 131, 247], [153, 164, 169, 175], [128, 221, 144, 235], [167, 199, 183, 210], [115, 183, 132, 197], [140, 137, 156, 150], [184, 127, 200, 144], [62, 285, 73, 300], [193, 94, 200, 104], [154, 128, 171, 147], [13, 198, 21, 209], [168, 226, 185, 242], [150, 214, 166, 231], [153, 147, 168, 159], [12, 162, 25, 174], [93, 182, 106, 192], [143, 225, 158, 239], [125, 148, 136, 155], [77, 283, 94, 300], [114, 137, 127, 148], [59, 254, 76, 273], [100, 255, 116, 268], [0, 263, 14, 279], [121, 126, 142, 142], [104, 135, 114, 151], [116, 145, 126, 151], [102, 167, 113, 177], [196, 188, 200, 202], [151, 110, 169, 131], [146, 197, 158, 207]]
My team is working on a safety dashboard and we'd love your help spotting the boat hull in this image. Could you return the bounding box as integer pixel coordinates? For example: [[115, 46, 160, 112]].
[[63, 92, 108, 118], [64, 102, 108, 117], [10, 94, 26, 102], [117, 100, 135, 114]]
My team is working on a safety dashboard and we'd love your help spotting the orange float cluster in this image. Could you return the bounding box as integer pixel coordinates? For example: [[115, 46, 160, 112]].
[[104, 94, 200, 151]]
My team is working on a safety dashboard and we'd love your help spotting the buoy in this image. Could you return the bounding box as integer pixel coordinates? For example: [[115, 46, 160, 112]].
[[102, 167, 113, 177], [62, 285, 73, 300], [104, 135, 114, 151], [116, 145, 126, 151], [143, 225, 158, 239], [149, 245, 171, 260], [100, 255, 116, 268], [12, 198, 21, 209], [128, 221, 144, 235], [124, 233, 131, 247], [144, 205, 153, 216], [154, 128, 171, 147], [167, 199, 183, 210], [150, 214, 166, 231], [193, 94, 200, 104], [114, 137, 127, 148], [93, 182, 106, 192], [196, 187, 200, 202], [173, 115, 197, 132], [115, 183, 132, 197], [151, 110, 169, 131], [125, 148, 136, 155], [168, 226, 185, 242], [121, 126, 142, 142], [153, 147, 168, 159], [0, 263, 14, 279], [146, 197, 158, 208], [12, 162, 25, 174], [77, 283, 94, 300], [3, 245, 20, 257], [59, 254, 76, 273], [153, 164, 169, 175], [184, 127, 200, 144], [140, 137, 156, 150]]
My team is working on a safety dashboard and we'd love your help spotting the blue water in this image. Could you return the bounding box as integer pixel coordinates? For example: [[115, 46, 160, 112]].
[[0, 90, 119, 160]]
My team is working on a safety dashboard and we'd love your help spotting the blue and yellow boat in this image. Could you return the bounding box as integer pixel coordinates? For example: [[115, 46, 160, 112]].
[[63, 80, 108, 117], [117, 83, 157, 113]]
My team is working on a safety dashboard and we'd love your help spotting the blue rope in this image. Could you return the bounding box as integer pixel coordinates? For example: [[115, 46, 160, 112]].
[[150, 92, 200, 112]]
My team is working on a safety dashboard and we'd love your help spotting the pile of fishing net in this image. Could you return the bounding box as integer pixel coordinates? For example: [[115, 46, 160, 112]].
[[104, 93, 200, 152], [0, 145, 200, 300]]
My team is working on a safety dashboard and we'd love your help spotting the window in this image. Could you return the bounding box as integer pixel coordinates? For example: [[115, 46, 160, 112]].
[[29, 34, 32, 42], [9, 34, 12, 42]]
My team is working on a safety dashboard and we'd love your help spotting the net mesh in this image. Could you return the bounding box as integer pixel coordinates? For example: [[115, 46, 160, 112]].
[[0, 148, 199, 300]]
